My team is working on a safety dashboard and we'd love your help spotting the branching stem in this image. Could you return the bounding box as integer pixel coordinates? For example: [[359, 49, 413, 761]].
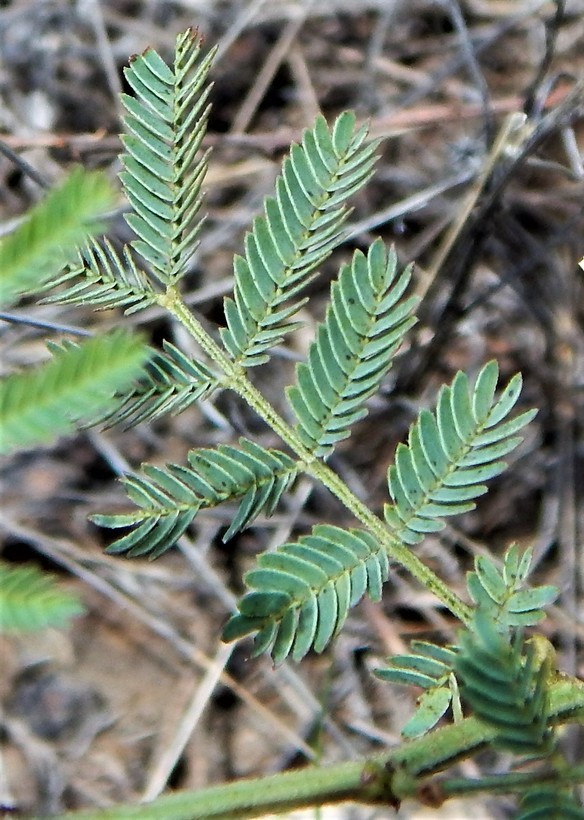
[[166, 290, 472, 624]]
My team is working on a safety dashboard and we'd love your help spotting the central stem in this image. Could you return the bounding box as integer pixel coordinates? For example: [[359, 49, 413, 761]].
[[165, 293, 471, 625]]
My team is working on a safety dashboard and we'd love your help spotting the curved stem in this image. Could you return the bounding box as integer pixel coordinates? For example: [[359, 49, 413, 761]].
[[165, 293, 471, 624]]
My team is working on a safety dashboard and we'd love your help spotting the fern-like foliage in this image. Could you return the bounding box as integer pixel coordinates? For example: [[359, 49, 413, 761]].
[[384, 361, 536, 544], [0, 329, 150, 454], [219, 112, 378, 367], [0, 168, 113, 307], [287, 239, 417, 457], [455, 610, 554, 755], [222, 370, 536, 663], [92, 439, 298, 559], [0, 562, 84, 632], [375, 642, 458, 737], [222, 524, 389, 664], [518, 786, 584, 820], [96, 340, 218, 428], [467, 544, 557, 630], [7, 28, 579, 816]]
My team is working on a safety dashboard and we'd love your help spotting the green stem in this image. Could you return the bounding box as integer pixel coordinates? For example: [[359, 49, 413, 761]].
[[59, 675, 584, 820], [164, 292, 471, 624], [441, 763, 584, 797], [62, 759, 379, 820], [308, 460, 472, 624]]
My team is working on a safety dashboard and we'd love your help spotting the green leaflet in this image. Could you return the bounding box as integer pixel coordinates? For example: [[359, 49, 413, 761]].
[[0, 329, 150, 454], [0, 561, 84, 633], [288, 239, 417, 457], [222, 524, 389, 663], [0, 168, 114, 308], [401, 686, 453, 739], [94, 440, 298, 558], [384, 362, 537, 544], [220, 112, 379, 367]]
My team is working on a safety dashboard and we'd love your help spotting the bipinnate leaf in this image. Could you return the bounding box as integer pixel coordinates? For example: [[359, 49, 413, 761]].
[[384, 361, 536, 544], [0, 168, 114, 308], [94, 440, 297, 559], [0, 562, 84, 632], [288, 239, 417, 457], [223, 524, 389, 663], [220, 112, 379, 366], [0, 329, 150, 454]]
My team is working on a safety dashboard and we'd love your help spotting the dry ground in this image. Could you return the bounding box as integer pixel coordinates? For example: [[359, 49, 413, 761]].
[[0, 1, 583, 817]]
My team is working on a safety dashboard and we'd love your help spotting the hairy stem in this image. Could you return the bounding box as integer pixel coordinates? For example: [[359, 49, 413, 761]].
[[164, 292, 472, 624], [60, 675, 584, 820]]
